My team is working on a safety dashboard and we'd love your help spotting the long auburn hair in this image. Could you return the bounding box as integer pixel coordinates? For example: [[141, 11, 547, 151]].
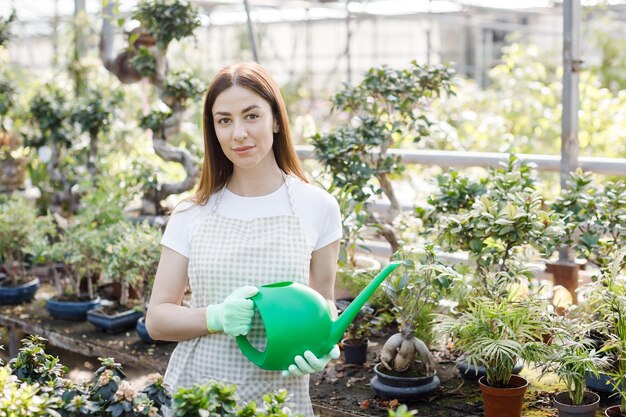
[[192, 62, 308, 205]]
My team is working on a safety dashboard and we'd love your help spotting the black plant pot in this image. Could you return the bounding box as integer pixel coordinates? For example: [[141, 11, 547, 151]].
[[46, 297, 101, 321], [342, 338, 368, 365], [0, 277, 40, 305], [370, 362, 440, 400], [585, 371, 617, 394], [456, 358, 523, 381], [87, 308, 143, 333]]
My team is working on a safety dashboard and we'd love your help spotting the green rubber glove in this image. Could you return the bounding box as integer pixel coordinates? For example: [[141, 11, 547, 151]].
[[281, 345, 341, 377], [205, 286, 259, 337]]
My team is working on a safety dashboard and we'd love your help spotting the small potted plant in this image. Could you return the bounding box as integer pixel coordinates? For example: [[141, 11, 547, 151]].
[[0, 194, 54, 305], [582, 247, 626, 417], [370, 245, 460, 399], [439, 278, 552, 417], [341, 303, 375, 365], [541, 318, 608, 417], [44, 221, 105, 320], [87, 221, 162, 333]]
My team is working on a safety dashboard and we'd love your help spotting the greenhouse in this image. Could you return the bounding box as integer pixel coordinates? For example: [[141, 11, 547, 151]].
[[1, 0, 626, 416]]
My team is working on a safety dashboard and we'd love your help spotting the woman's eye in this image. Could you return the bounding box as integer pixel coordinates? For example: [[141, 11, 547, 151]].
[[217, 118, 231, 125], [246, 113, 259, 120]]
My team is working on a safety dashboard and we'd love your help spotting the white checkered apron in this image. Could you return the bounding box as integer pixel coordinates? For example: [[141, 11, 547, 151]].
[[163, 173, 314, 416]]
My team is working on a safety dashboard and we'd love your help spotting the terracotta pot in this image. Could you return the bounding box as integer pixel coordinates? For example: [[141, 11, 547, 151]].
[[605, 405, 625, 417], [553, 391, 599, 417], [478, 375, 529, 417]]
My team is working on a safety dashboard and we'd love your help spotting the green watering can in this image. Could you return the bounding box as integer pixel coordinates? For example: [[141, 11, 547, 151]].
[[236, 261, 402, 371]]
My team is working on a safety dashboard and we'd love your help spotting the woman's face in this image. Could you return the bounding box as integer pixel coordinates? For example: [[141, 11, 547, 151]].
[[212, 85, 278, 172]]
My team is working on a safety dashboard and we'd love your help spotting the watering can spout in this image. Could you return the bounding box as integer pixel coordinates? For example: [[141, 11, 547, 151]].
[[330, 261, 402, 341]]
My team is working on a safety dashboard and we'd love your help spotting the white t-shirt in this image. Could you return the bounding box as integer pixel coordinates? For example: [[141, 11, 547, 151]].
[[161, 176, 342, 258]]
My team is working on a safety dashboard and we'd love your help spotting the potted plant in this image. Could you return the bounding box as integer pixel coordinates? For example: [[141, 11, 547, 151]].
[[581, 247, 626, 417], [44, 221, 106, 320], [434, 156, 564, 377], [540, 317, 608, 417], [311, 61, 454, 256], [370, 245, 460, 399], [0, 194, 54, 305], [439, 280, 552, 417], [341, 303, 375, 365], [87, 221, 162, 333]]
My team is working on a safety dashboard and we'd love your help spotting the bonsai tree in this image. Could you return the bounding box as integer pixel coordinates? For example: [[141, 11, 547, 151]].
[[437, 155, 564, 291], [26, 84, 80, 215], [0, 194, 54, 287], [312, 61, 455, 254], [380, 245, 460, 375], [104, 221, 163, 309], [70, 87, 121, 177], [100, 0, 202, 215]]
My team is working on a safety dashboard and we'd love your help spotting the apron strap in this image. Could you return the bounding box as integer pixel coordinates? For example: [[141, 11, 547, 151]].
[[281, 171, 298, 216]]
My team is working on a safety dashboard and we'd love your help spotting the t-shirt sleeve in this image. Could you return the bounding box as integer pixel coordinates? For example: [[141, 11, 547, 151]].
[[314, 192, 343, 251], [160, 201, 196, 258]]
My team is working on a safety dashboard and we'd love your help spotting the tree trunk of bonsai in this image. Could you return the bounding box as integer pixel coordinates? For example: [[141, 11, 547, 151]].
[[99, 14, 199, 215]]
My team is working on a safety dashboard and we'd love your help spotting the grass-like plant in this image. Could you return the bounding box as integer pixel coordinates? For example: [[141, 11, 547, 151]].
[[541, 318, 609, 406], [439, 284, 551, 388]]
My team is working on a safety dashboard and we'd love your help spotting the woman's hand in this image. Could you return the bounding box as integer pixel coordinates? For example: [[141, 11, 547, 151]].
[[281, 345, 341, 376], [205, 286, 259, 336]]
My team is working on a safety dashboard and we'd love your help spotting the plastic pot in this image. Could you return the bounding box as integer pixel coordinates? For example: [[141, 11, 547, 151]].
[[478, 375, 529, 417], [370, 362, 440, 400], [342, 338, 368, 365], [605, 405, 626, 417], [553, 391, 599, 417]]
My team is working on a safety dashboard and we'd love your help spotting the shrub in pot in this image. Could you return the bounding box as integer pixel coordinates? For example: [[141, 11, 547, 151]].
[[439, 278, 552, 417], [370, 246, 460, 399], [88, 220, 162, 334], [549, 170, 626, 302], [438, 155, 564, 290], [0, 194, 54, 304]]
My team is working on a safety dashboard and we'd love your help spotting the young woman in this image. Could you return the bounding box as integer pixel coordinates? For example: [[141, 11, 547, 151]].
[[145, 62, 342, 416]]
